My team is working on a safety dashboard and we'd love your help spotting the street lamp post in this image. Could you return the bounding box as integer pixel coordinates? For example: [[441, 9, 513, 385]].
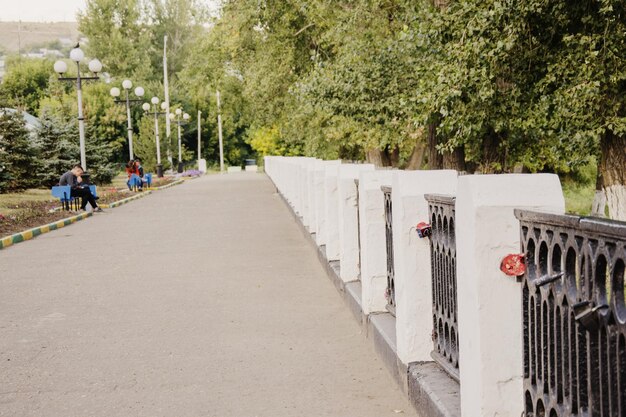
[[169, 108, 190, 173], [110, 80, 145, 160], [142, 97, 168, 178], [54, 44, 102, 171]]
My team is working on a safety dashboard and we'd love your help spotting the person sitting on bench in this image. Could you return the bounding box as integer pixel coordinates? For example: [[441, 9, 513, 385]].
[[59, 164, 103, 212], [134, 158, 145, 190]]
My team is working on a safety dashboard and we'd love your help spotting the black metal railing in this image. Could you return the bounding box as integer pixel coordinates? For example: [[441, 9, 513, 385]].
[[382, 186, 396, 315], [425, 194, 459, 381], [516, 210, 626, 417]]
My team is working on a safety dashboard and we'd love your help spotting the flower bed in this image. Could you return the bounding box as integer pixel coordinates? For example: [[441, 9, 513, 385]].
[[0, 201, 69, 238], [181, 169, 203, 177], [150, 176, 178, 188]]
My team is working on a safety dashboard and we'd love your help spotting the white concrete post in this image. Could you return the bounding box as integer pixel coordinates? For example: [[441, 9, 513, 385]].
[[455, 174, 565, 417], [337, 164, 375, 282], [314, 160, 341, 246], [358, 170, 394, 315], [391, 170, 458, 365], [263, 156, 272, 178], [290, 158, 303, 213], [324, 164, 341, 260], [299, 158, 317, 227], [306, 160, 319, 233]]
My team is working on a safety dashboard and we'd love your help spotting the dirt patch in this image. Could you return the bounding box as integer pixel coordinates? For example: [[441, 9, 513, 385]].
[[0, 179, 178, 238], [0, 201, 70, 237], [151, 177, 178, 188]]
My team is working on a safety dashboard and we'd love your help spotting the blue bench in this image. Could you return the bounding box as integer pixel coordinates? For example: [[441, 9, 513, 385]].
[[129, 173, 152, 191], [129, 174, 142, 191], [52, 185, 97, 211], [144, 173, 152, 188]]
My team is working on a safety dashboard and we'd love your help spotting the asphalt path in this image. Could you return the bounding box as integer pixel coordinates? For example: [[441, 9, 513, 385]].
[[0, 173, 415, 417]]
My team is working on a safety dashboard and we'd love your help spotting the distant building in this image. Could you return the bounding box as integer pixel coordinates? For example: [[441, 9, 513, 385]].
[[24, 48, 63, 59]]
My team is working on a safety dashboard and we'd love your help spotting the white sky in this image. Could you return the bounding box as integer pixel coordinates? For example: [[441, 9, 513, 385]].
[[0, 0, 219, 22]]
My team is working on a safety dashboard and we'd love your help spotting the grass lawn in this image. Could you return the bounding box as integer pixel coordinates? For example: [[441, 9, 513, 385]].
[[0, 189, 56, 217], [561, 178, 596, 216]]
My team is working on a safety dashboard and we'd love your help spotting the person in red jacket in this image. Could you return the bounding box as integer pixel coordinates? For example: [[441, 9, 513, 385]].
[[126, 160, 139, 190]]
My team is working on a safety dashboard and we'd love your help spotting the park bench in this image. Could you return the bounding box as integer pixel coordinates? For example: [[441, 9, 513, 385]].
[[129, 173, 152, 191], [51, 185, 97, 211]]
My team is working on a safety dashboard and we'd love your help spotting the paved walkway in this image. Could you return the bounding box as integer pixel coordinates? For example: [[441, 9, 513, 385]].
[[0, 173, 415, 417]]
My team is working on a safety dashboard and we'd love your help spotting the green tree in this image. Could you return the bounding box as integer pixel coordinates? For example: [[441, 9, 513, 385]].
[[34, 112, 80, 187], [0, 57, 54, 114], [0, 112, 39, 192], [40, 82, 121, 184], [78, 0, 153, 81]]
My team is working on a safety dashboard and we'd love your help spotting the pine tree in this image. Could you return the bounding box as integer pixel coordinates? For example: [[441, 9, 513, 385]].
[[84, 123, 117, 184], [34, 113, 80, 187], [0, 141, 11, 191], [0, 112, 39, 192]]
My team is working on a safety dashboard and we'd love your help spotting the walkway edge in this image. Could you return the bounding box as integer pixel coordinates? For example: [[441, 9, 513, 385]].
[[1, 179, 186, 250], [0, 212, 92, 250], [268, 173, 461, 417], [100, 190, 153, 209]]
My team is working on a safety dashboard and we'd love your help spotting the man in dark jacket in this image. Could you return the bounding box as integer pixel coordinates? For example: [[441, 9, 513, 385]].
[[59, 164, 102, 212]]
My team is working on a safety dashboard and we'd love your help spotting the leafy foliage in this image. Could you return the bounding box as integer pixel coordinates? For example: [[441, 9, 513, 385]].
[[0, 112, 39, 192], [34, 112, 80, 187], [0, 57, 54, 114]]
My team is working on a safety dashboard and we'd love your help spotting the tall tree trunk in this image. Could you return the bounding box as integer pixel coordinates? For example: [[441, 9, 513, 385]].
[[600, 131, 626, 221], [591, 168, 606, 218], [406, 139, 427, 170], [366, 148, 391, 167], [442, 146, 466, 171], [427, 121, 443, 169], [389, 146, 400, 167], [480, 130, 505, 173]]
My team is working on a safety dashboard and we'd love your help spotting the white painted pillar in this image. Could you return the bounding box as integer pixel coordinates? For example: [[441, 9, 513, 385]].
[[324, 164, 341, 260], [455, 174, 565, 417], [314, 160, 341, 246], [290, 157, 305, 214], [299, 158, 317, 227], [263, 156, 272, 178], [306, 160, 319, 233], [337, 164, 375, 282], [358, 170, 393, 315], [391, 170, 458, 365]]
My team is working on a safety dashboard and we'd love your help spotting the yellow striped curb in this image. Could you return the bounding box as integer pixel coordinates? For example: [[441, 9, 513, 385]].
[[3, 179, 186, 250], [0, 212, 93, 250], [99, 190, 153, 209]]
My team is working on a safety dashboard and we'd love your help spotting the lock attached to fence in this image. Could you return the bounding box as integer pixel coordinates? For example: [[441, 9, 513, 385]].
[[416, 222, 432, 238], [573, 300, 609, 331], [500, 254, 526, 277]]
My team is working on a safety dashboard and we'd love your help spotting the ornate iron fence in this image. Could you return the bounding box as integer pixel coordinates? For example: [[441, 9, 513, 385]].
[[382, 186, 396, 315], [425, 194, 459, 381], [516, 210, 626, 417]]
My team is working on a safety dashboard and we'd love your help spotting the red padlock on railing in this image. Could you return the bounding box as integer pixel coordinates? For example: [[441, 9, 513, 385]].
[[416, 222, 432, 238], [500, 253, 526, 276]]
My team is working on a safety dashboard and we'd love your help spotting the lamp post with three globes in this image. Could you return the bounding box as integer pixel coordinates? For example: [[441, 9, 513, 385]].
[[53, 44, 102, 171], [169, 108, 190, 173], [142, 97, 168, 178], [110, 80, 145, 161]]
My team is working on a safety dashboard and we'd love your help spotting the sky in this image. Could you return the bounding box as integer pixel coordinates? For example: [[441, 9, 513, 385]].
[[0, 0, 219, 22]]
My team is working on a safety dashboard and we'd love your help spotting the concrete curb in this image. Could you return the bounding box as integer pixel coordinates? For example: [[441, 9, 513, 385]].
[[151, 179, 185, 191], [100, 190, 153, 209], [0, 212, 92, 250], [1, 179, 184, 251]]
